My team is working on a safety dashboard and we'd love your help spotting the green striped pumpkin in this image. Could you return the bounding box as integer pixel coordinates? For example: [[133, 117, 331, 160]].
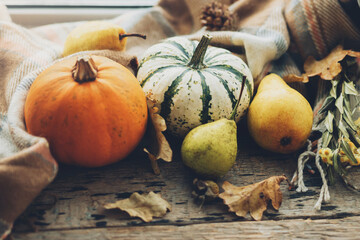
[[138, 34, 254, 137]]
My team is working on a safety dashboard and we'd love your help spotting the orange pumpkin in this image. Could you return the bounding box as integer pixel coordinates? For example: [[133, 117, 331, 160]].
[[24, 55, 148, 167]]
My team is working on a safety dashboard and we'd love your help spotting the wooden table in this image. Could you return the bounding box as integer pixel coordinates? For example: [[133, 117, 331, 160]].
[[8, 123, 360, 239]]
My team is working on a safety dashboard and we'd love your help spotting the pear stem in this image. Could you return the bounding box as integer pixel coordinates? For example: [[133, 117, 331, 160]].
[[229, 75, 247, 121], [119, 33, 147, 40], [188, 34, 212, 70]]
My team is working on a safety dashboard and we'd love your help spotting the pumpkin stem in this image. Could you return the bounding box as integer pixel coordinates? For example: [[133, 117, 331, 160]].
[[229, 75, 246, 121], [72, 56, 98, 83], [188, 34, 213, 70], [119, 33, 147, 40]]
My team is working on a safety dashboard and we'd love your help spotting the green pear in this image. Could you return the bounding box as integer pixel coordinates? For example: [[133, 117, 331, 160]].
[[180, 80, 247, 179], [181, 118, 237, 179]]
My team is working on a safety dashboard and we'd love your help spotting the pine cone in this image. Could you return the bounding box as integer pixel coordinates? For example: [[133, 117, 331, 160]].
[[200, 2, 233, 31]]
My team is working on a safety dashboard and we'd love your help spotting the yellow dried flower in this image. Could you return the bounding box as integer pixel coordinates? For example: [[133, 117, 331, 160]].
[[319, 148, 333, 165]]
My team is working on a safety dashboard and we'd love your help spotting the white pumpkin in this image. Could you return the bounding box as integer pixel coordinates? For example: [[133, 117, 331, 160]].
[[138, 34, 254, 137]]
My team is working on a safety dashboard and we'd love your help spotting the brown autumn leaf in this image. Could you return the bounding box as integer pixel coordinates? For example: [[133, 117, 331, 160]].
[[104, 191, 171, 222], [143, 94, 173, 175], [219, 175, 288, 221], [284, 45, 360, 83]]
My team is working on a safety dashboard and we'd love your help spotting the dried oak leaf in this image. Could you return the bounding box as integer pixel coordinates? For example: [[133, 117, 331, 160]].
[[219, 175, 288, 221], [104, 191, 171, 222], [284, 45, 360, 83], [143, 94, 173, 174]]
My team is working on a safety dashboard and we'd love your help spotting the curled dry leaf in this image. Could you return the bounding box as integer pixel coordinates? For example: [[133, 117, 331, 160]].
[[143, 94, 173, 174], [284, 45, 360, 83], [219, 175, 288, 221], [192, 178, 220, 203], [104, 191, 171, 222]]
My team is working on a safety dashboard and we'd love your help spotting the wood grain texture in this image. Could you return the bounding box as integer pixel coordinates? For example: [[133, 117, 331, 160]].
[[10, 123, 360, 238], [12, 216, 360, 239]]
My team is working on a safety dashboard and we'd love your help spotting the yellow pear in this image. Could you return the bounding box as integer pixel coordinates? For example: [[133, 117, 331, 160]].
[[247, 73, 313, 154], [63, 21, 146, 57]]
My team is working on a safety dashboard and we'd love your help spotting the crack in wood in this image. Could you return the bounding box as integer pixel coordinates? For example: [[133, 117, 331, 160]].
[[33, 221, 50, 226], [95, 221, 107, 227], [58, 197, 72, 200], [320, 205, 338, 211], [90, 193, 114, 197], [145, 181, 167, 187], [115, 192, 143, 199], [289, 190, 317, 199], [189, 217, 225, 221], [67, 186, 88, 192], [91, 214, 106, 221]]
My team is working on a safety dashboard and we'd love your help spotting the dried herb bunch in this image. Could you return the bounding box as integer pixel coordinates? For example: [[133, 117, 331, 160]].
[[286, 46, 360, 208], [315, 56, 360, 187]]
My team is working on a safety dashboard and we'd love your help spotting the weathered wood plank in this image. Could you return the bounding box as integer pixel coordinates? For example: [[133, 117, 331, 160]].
[[12, 216, 360, 240], [11, 123, 360, 234]]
